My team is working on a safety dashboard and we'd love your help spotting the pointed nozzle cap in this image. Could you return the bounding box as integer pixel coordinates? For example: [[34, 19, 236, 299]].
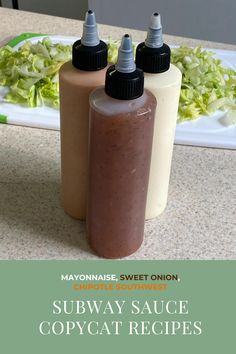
[[115, 34, 136, 73], [72, 9, 107, 71], [135, 12, 170, 73], [81, 10, 100, 46], [145, 12, 163, 48], [150, 12, 162, 29]]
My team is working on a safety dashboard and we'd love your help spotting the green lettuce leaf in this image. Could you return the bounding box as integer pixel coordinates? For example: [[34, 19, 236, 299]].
[[0, 38, 235, 123], [171, 46, 236, 122], [107, 42, 236, 122], [0, 37, 71, 108]]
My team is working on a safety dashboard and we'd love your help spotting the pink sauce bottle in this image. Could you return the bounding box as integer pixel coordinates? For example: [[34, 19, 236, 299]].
[[59, 10, 108, 220], [87, 35, 157, 258]]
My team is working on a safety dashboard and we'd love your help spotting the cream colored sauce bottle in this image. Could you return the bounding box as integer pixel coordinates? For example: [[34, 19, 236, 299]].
[[136, 13, 182, 219], [59, 10, 108, 220]]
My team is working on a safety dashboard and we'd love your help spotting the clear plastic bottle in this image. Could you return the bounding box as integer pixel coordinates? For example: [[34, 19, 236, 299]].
[[59, 10, 108, 220], [136, 13, 182, 219], [87, 35, 157, 258]]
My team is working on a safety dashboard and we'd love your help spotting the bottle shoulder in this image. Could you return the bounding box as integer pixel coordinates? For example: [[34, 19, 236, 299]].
[[144, 64, 182, 88], [59, 61, 108, 86], [90, 88, 156, 116]]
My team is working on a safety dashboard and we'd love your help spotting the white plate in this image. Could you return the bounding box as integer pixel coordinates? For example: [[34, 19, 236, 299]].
[[0, 34, 236, 149]]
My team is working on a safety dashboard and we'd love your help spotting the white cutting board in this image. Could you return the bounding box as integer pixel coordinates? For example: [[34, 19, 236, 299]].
[[0, 33, 236, 149]]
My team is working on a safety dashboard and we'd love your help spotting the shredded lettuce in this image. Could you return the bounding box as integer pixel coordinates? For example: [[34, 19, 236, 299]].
[[171, 46, 236, 122], [0, 38, 235, 123], [107, 41, 236, 122], [107, 39, 121, 64], [0, 37, 71, 108]]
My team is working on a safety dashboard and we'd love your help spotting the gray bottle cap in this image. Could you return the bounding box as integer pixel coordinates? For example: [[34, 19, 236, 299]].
[[115, 34, 136, 73], [145, 12, 163, 48], [81, 10, 100, 47]]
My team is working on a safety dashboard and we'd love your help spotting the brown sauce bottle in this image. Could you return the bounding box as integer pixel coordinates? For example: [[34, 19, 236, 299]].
[[87, 35, 157, 258]]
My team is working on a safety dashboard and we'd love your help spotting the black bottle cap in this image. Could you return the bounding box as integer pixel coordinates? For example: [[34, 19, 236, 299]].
[[105, 34, 144, 100], [105, 65, 144, 100], [136, 42, 170, 73], [72, 40, 107, 71]]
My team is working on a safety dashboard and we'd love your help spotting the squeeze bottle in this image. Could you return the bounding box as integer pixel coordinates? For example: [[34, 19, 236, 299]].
[[59, 10, 108, 220], [87, 35, 156, 258], [136, 13, 182, 219]]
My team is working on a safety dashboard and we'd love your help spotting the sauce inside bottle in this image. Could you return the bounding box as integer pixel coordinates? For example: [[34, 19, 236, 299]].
[[87, 35, 157, 258], [136, 13, 182, 219], [59, 10, 108, 220]]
